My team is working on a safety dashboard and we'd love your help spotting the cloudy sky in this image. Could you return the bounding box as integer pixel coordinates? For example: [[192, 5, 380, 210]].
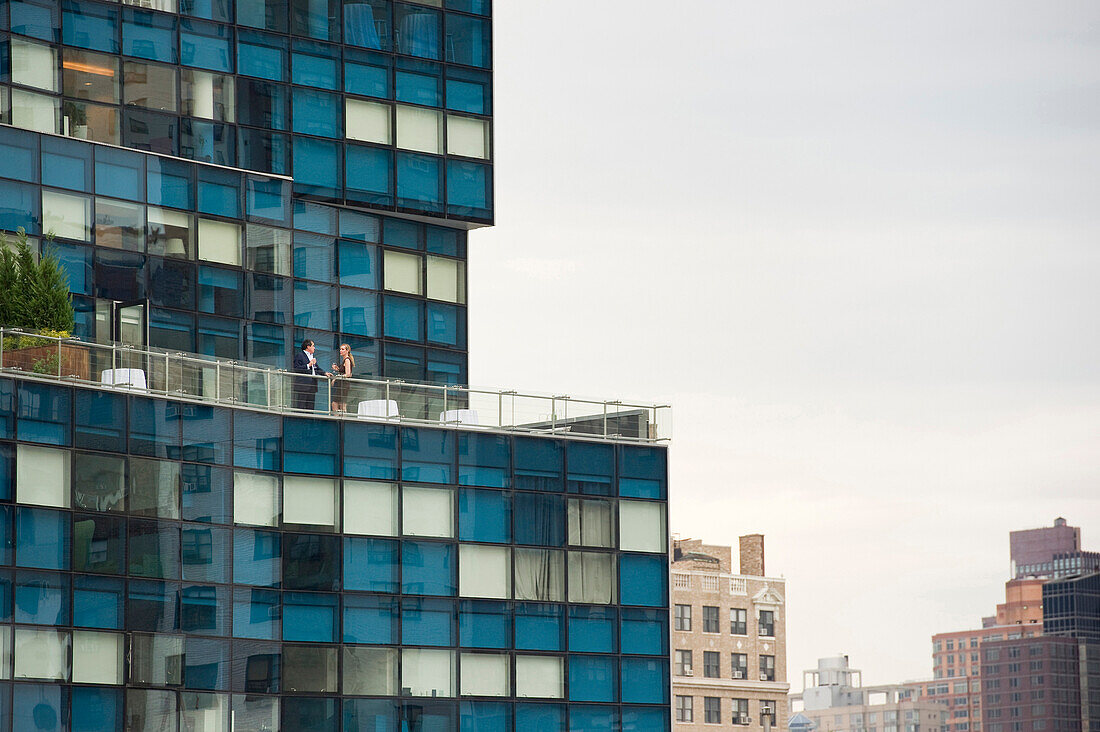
[[470, 1, 1100, 686]]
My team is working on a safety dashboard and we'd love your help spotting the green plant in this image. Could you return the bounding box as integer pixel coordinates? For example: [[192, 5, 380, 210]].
[[0, 228, 75, 333], [32, 354, 61, 375]]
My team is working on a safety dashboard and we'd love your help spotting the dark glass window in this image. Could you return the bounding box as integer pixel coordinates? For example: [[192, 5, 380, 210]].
[[147, 156, 194, 210], [514, 493, 564, 546], [10, 0, 60, 42], [182, 464, 232, 523], [514, 437, 563, 492], [283, 418, 339, 475], [283, 532, 339, 591], [446, 13, 490, 68], [181, 584, 229, 635], [238, 129, 290, 175], [233, 411, 281, 471], [384, 295, 423, 341], [122, 109, 178, 157], [292, 137, 341, 198], [74, 389, 126, 452], [197, 315, 240, 359], [150, 308, 196, 352], [74, 575, 125, 628], [401, 428, 453, 483], [237, 79, 289, 129], [343, 423, 398, 479], [181, 405, 231, 464], [395, 152, 443, 213], [17, 381, 71, 446], [567, 442, 614, 496], [129, 398, 181, 459], [619, 445, 666, 499], [14, 570, 70, 624], [457, 433, 508, 488], [292, 40, 339, 88], [126, 580, 180, 632], [182, 524, 230, 583], [345, 145, 394, 206], [394, 3, 440, 60], [197, 266, 244, 316], [73, 512, 126, 573], [703, 605, 720, 633], [129, 519, 181, 578], [231, 640, 280, 693], [345, 47, 391, 96]]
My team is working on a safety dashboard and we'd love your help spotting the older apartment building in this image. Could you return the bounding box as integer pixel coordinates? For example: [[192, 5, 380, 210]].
[[672, 535, 789, 730]]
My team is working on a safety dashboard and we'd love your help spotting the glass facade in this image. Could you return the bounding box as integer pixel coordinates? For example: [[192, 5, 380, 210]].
[[0, 376, 671, 729]]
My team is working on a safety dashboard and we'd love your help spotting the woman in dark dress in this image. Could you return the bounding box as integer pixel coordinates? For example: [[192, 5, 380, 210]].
[[330, 343, 354, 413]]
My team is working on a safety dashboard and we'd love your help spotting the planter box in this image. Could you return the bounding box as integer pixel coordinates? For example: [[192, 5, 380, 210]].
[[3, 342, 91, 380]]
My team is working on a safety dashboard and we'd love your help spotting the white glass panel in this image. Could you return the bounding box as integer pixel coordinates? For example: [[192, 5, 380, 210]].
[[0, 628, 10, 680], [72, 631, 124, 684], [343, 647, 397, 695], [14, 628, 70, 680], [181, 693, 230, 732], [17, 444, 71, 508], [402, 486, 453, 537], [459, 544, 510, 599], [343, 481, 397, 536], [346, 99, 391, 144], [446, 115, 488, 159], [283, 476, 337, 527], [513, 548, 564, 602], [181, 69, 234, 122], [198, 218, 242, 266], [619, 500, 667, 553], [568, 499, 614, 548], [384, 250, 422, 295], [11, 90, 59, 133], [233, 472, 279, 526], [460, 654, 509, 697], [401, 649, 454, 697], [396, 105, 442, 154], [12, 39, 58, 91], [567, 551, 616, 604], [43, 190, 91, 241], [122, 0, 177, 12], [515, 655, 563, 699], [426, 256, 464, 303]]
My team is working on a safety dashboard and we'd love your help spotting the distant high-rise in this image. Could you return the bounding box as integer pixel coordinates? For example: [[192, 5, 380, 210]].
[[1011, 517, 1100, 579]]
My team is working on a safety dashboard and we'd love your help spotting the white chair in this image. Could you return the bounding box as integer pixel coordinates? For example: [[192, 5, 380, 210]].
[[100, 368, 147, 390], [439, 409, 479, 425], [358, 399, 400, 419]]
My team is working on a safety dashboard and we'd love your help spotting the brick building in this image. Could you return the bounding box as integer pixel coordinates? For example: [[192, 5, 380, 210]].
[[671, 535, 788, 730]]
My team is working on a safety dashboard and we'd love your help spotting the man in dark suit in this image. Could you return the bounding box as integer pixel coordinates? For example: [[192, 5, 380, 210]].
[[292, 339, 327, 410]]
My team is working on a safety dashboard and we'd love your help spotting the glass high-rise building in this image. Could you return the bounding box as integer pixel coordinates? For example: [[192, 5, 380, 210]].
[[0, 0, 673, 729]]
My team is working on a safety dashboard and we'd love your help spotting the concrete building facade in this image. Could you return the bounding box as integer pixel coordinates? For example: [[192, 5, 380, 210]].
[[671, 536, 788, 731]]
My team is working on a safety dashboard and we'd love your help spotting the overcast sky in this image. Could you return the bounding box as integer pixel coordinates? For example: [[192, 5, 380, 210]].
[[470, 1, 1100, 687]]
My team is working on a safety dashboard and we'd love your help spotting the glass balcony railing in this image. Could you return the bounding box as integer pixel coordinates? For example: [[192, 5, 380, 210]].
[[0, 328, 671, 442]]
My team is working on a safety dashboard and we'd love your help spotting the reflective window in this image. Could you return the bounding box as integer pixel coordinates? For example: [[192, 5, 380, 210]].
[[123, 60, 178, 112]]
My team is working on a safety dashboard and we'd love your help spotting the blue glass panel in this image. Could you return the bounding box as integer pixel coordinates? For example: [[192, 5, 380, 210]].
[[248, 177, 291, 224], [446, 13, 490, 68], [147, 156, 194, 209], [339, 209, 381, 242], [339, 288, 380, 338], [129, 397, 181, 459], [292, 42, 339, 89], [95, 146, 144, 201], [283, 418, 338, 475], [16, 382, 70, 446], [344, 48, 391, 97], [294, 281, 338, 332], [73, 389, 125, 451], [73, 574, 124, 629], [345, 144, 394, 206], [13, 684, 66, 732], [446, 66, 491, 115], [342, 0, 389, 50], [343, 593, 397, 644], [396, 152, 443, 213], [338, 239, 378, 289], [283, 532, 339, 590], [197, 265, 243, 316], [293, 200, 338, 235], [458, 600, 509, 649], [62, 0, 120, 53], [283, 591, 338, 642], [394, 3, 440, 59], [457, 489, 509, 544], [460, 702, 510, 732], [182, 524, 230, 582], [396, 63, 441, 107], [181, 119, 236, 167], [293, 137, 341, 197], [0, 127, 38, 182], [127, 579, 180, 632], [198, 167, 241, 217], [10, 0, 60, 41], [0, 380, 11, 439], [150, 308, 196, 352], [181, 18, 232, 72], [618, 445, 666, 499], [291, 232, 336, 283], [73, 687, 123, 732], [568, 656, 617, 702], [567, 442, 613, 496], [620, 658, 668, 705], [426, 302, 462, 347], [384, 296, 423, 341], [15, 508, 69, 570], [514, 603, 563, 651], [182, 464, 231, 523], [123, 7, 178, 63], [382, 217, 418, 250], [619, 554, 667, 607], [233, 411, 281, 470], [447, 160, 491, 219], [568, 706, 616, 731], [425, 348, 465, 386], [343, 536, 398, 593], [402, 597, 454, 645], [513, 437, 562, 492], [0, 453, 10, 505], [286, 698, 338, 732], [246, 321, 288, 366], [345, 699, 398, 732], [343, 423, 397, 479], [400, 702, 453, 732], [233, 587, 280, 639], [568, 606, 617, 653], [425, 227, 460, 256], [233, 528, 281, 587], [197, 315, 240, 359], [181, 0, 232, 22], [0, 179, 40, 234], [620, 608, 668, 656], [124, 108, 179, 155], [73, 513, 125, 574], [237, 79, 288, 129], [402, 540, 454, 596], [445, 0, 489, 15], [0, 570, 9, 620], [41, 136, 91, 191], [14, 570, 69, 624], [292, 88, 341, 137], [182, 405, 231, 464], [181, 583, 228, 635], [184, 636, 230, 689], [516, 704, 563, 732], [238, 29, 286, 80], [401, 428, 453, 483], [129, 519, 181, 578], [457, 434, 508, 488], [513, 494, 564, 547], [621, 707, 669, 732], [149, 259, 197, 311]]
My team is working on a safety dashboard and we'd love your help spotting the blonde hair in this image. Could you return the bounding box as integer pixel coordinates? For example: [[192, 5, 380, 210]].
[[340, 344, 355, 370]]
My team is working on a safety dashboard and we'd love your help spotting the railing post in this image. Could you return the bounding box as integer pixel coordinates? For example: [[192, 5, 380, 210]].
[[602, 401, 608, 438], [164, 352, 170, 394], [0, 328, 4, 369], [442, 386, 448, 421], [551, 396, 556, 432], [56, 336, 61, 377], [215, 362, 221, 402], [498, 391, 503, 429]]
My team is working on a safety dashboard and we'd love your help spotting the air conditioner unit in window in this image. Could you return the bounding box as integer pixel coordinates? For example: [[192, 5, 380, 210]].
[[738, 715, 750, 725], [683, 670, 693, 677], [733, 670, 744, 679], [760, 673, 769, 681]]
